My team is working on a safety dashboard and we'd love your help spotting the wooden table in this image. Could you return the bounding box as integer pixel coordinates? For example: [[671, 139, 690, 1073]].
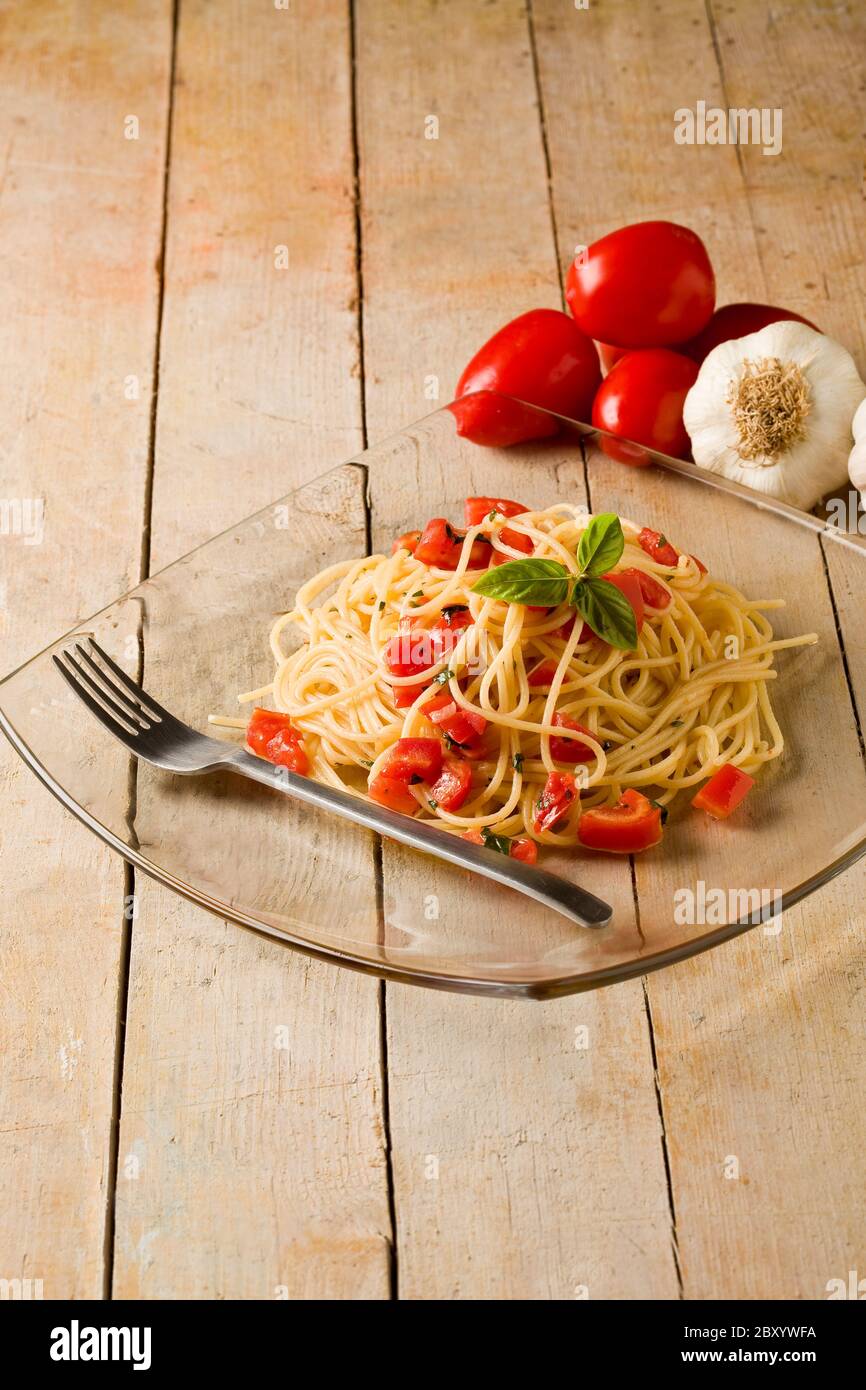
[[1, 0, 864, 1301]]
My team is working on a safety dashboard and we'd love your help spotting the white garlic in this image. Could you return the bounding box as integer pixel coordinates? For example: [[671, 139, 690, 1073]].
[[847, 397, 866, 510], [683, 321, 865, 511]]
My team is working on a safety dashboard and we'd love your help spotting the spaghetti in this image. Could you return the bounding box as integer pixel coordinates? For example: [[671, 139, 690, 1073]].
[[213, 502, 816, 854]]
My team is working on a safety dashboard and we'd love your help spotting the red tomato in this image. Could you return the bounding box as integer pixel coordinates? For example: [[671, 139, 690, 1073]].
[[638, 527, 679, 567], [578, 569, 645, 644], [464, 496, 528, 525], [592, 349, 699, 464], [533, 771, 579, 834], [566, 221, 715, 348], [246, 709, 308, 774], [490, 529, 534, 564], [368, 772, 419, 815], [527, 658, 559, 687], [384, 738, 444, 784], [385, 629, 430, 679], [691, 554, 707, 576], [414, 517, 491, 570], [391, 529, 421, 556], [429, 758, 473, 812], [422, 691, 487, 747], [550, 713, 600, 763], [461, 828, 538, 863], [691, 764, 755, 820], [392, 680, 428, 709], [451, 309, 601, 446], [682, 303, 820, 363], [509, 838, 538, 864], [633, 569, 671, 610], [577, 789, 663, 853]]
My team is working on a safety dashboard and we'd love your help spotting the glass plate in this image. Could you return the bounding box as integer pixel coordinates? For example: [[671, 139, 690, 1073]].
[[3, 397, 866, 999]]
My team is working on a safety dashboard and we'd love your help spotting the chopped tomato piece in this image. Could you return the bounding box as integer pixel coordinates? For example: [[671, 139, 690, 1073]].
[[429, 607, 474, 660], [392, 680, 429, 709], [691, 554, 707, 575], [509, 838, 538, 864], [464, 496, 528, 525], [422, 692, 487, 747], [577, 569, 645, 644], [246, 707, 293, 757], [552, 614, 577, 641], [391, 529, 421, 556], [264, 728, 309, 774], [489, 528, 533, 565], [368, 772, 419, 815], [385, 628, 431, 678], [414, 517, 491, 570], [429, 758, 473, 812], [638, 527, 679, 567], [633, 569, 671, 610], [550, 712, 599, 763], [691, 763, 755, 820], [247, 708, 309, 774], [527, 658, 560, 687], [578, 788, 662, 853], [461, 828, 538, 863], [533, 771, 579, 834], [384, 738, 443, 784]]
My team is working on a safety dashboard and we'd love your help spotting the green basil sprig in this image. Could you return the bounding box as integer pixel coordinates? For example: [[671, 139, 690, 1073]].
[[472, 512, 638, 651]]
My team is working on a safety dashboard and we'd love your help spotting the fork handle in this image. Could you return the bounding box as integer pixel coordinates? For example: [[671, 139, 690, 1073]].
[[226, 749, 611, 930]]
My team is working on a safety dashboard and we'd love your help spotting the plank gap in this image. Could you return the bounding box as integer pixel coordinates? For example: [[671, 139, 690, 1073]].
[[103, 0, 181, 1300], [642, 980, 685, 1299]]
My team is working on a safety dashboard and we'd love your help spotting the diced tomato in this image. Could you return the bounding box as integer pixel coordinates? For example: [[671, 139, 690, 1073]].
[[691, 554, 707, 575], [552, 614, 577, 641], [429, 758, 473, 812], [392, 680, 429, 709], [577, 788, 663, 853], [414, 517, 491, 570], [422, 692, 487, 747], [533, 771, 579, 834], [577, 568, 645, 644], [464, 496, 528, 525], [633, 569, 671, 610], [429, 606, 475, 659], [246, 707, 293, 757], [383, 738, 444, 784], [490, 528, 534, 564], [509, 838, 538, 864], [638, 527, 679, 567], [461, 828, 538, 863], [391, 529, 421, 556], [528, 658, 559, 687], [264, 728, 309, 774], [384, 630, 430, 678], [435, 605, 474, 632], [246, 708, 308, 774], [691, 763, 755, 820], [550, 712, 599, 763], [368, 772, 419, 814]]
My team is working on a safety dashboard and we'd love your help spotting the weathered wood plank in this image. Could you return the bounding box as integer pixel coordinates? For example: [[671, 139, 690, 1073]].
[[534, 0, 866, 1297], [111, 0, 392, 1300], [356, 0, 679, 1299], [0, 0, 173, 1297]]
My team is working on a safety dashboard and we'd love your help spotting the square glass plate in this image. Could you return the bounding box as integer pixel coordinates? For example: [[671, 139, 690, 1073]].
[[3, 397, 866, 999]]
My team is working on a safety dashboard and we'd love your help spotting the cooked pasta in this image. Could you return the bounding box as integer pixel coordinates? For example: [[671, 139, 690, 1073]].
[[212, 502, 816, 853]]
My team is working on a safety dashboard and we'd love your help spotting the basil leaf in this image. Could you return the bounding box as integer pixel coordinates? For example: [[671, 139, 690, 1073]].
[[481, 826, 513, 856], [472, 558, 570, 606], [572, 576, 638, 650], [577, 512, 625, 578]]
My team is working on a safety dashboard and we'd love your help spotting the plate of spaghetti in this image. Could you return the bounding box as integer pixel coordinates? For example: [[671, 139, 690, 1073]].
[[214, 495, 816, 863]]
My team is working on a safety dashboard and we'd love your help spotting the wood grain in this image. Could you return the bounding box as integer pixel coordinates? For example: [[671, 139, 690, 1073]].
[[110, 0, 391, 1300], [356, 0, 679, 1300], [534, 0, 866, 1298], [0, 0, 173, 1298]]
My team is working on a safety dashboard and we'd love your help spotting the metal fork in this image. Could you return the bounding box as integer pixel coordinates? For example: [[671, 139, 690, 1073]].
[[52, 638, 612, 930]]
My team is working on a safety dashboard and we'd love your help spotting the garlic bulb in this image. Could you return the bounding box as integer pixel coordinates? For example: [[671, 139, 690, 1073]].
[[683, 321, 865, 510], [848, 397, 866, 510]]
